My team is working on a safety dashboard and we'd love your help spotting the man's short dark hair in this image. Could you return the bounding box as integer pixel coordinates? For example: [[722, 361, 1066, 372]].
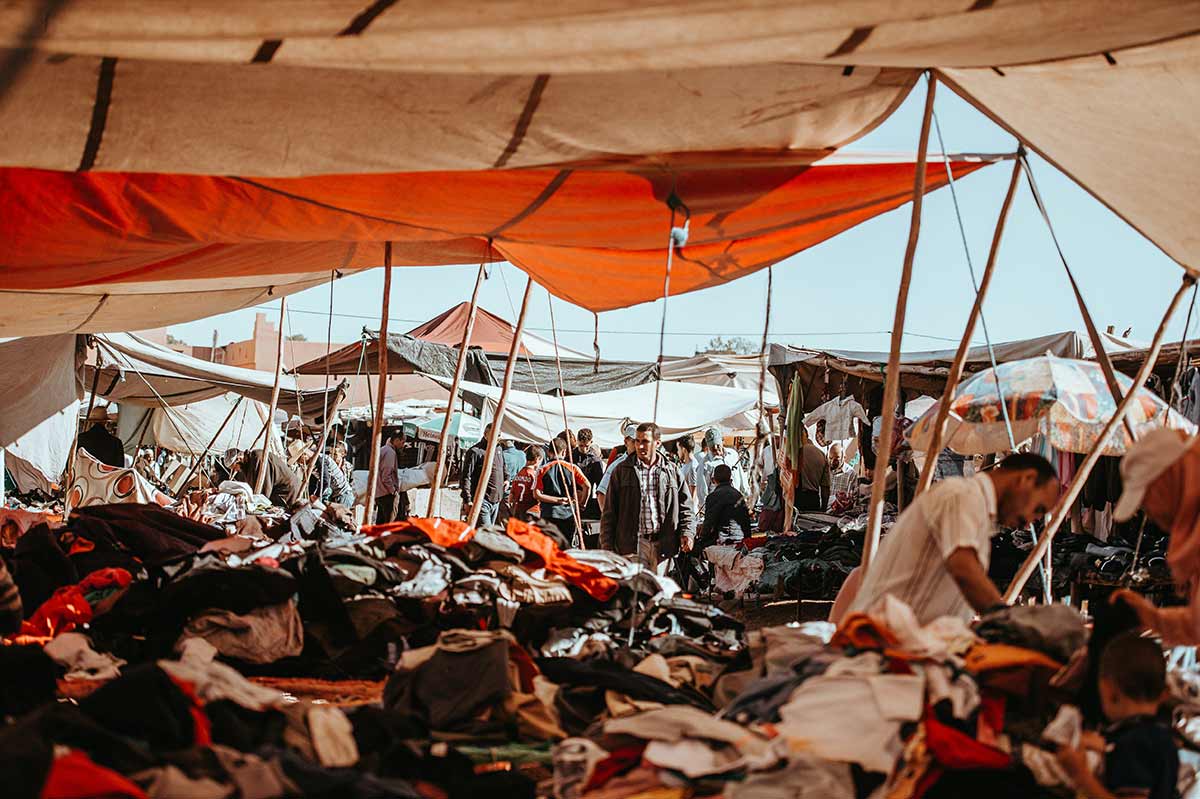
[[525, 446, 541, 463], [713, 464, 733, 484], [1100, 631, 1166, 702], [636, 422, 660, 439], [577, 428, 593, 444], [996, 452, 1057, 485], [677, 436, 695, 454], [551, 437, 568, 456]]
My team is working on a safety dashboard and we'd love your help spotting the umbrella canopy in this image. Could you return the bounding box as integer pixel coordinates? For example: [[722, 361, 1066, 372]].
[[907, 356, 1196, 457], [407, 412, 484, 448]]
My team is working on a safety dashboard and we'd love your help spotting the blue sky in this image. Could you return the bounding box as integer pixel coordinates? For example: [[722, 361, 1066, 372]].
[[169, 83, 1193, 362]]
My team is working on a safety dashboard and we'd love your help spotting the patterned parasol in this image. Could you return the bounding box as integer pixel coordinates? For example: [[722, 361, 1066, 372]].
[[907, 356, 1195, 456]]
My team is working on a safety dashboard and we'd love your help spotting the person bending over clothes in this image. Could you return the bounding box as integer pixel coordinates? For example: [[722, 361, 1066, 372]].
[[842, 452, 1059, 624], [1055, 631, 1178, 799], [1108, 429, 1200, 645], [230, 448, 303, 510]]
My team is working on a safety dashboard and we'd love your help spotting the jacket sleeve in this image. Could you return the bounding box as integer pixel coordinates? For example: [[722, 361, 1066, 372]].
[[460, 449, 477, 499], [676, 467, 695, 540], [701, 492, 719, 541], [599, 468, 618, 550]]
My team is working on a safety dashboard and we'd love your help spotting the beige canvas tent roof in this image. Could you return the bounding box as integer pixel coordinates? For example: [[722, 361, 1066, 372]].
[[0, 3, 1195, 337]]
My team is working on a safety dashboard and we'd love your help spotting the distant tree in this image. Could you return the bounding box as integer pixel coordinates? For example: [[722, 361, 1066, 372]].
[[166, 333, 185, 346], [286, 333, 308, 342], [697, 335, 756, 355]]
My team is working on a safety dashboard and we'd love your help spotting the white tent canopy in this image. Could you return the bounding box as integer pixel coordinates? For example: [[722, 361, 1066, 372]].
[[119, 393, 286, 458], [0, 334, 79, 490], [435, 376, 766, 448], [91, 333, 345, 422]]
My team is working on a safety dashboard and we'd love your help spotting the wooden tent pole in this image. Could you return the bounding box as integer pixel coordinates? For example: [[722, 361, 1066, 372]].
[[915, 155, 1023, 496], [67, 340, 103, 487], [254, 297, 287, 495], [428, 260, 487, 517], [1004, 276, 1195, 602], [861, 75, 936, 574], [299, 386, 347, 498], [364, 244, 393, 524], [468, 276, 533, 528]]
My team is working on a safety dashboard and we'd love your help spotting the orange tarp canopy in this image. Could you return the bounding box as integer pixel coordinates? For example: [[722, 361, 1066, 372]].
[[0, 155, 991, 332]]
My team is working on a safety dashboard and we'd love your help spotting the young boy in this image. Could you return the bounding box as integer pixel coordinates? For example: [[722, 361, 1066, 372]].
[[508, 447, 542, 521], [1056, 631, 1178, 799]]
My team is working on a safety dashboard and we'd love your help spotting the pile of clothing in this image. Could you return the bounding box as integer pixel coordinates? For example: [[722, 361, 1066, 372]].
[[705, 513, 897, 601], [7, 495, 1199, 799]]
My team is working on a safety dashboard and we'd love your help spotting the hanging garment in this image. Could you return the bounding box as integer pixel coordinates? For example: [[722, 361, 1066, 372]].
[[806, 397, 869, 442], [64, 451, 173, 515]]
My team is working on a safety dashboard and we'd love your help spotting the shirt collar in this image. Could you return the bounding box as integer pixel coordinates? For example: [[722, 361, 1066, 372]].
[[634, 454, 658, 470], [975, 473, 999, 522]]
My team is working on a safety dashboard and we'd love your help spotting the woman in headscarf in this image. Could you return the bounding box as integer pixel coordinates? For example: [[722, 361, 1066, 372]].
[[1111, 428, 1200, 644]]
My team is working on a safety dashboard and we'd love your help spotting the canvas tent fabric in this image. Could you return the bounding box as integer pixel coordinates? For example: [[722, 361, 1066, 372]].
[[0, 155, 990, 336], [142, 393, 287, 458], [1, 3, 1192, 73], [661, 353, 781, 406], [941, 34, 1200, 273], [0, 334, 80, 490], [434, 376, 765, 447], [88, 333, 346, 423], [498, 355, 659, 396], [0, 6, 1195, 338], [291, 330, 498, 385], [408, 303, 588, 358], [0, 53, 917, 175]]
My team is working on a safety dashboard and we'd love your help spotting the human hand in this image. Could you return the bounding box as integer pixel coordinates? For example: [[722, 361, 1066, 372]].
[[1055, 744, 1091, 783], [1111, 589, 1157, 629], [681, 537, 693, 553], [1078, 731, 1106, 753]]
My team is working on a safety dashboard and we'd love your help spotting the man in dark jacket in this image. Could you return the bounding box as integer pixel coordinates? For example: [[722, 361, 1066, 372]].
[[600, 422, 694, 568], [461, 425, 504, 525], [700, 464, 752, 546]]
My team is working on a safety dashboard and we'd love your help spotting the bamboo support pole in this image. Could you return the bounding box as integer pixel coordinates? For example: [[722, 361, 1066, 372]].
[[915, 155, 1023, 496], [254, 297, 287, 494], [364, 244, 393, 523], [467, 277, 533, 528], [861, 76, 936, 573], [427, 260, 487, 517]]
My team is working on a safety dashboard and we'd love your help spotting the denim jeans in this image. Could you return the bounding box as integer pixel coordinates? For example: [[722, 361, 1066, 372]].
[[477, 498, 499, 527]]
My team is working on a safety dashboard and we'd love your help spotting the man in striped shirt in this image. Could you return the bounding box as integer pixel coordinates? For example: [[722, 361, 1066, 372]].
[[847, 453, 1059, 624]]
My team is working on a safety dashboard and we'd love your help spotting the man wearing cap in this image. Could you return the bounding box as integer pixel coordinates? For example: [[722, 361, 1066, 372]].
[[601, 422, 693, 568], [1111, 429, 1200, 644], [77, 407, 124, 468], [844, 452, 1060, 624], [700, 426, 748, 499], [596, 423, 638, 512]]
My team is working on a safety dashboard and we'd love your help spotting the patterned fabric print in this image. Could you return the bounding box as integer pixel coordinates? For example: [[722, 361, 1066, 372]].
[[65, 450, 173, 515], [931, 356, 1194, 457]]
